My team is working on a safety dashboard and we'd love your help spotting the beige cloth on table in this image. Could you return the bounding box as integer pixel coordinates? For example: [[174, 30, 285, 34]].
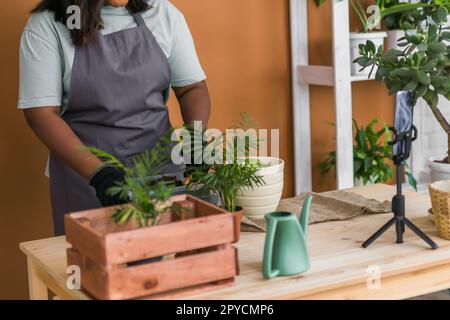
[[241, 190, 392, 232]]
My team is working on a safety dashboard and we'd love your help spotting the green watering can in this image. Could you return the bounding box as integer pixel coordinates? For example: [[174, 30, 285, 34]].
[[263, 196, 313, 279]]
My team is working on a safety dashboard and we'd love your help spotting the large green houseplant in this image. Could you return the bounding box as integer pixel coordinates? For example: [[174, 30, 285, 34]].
[[355, 12, 450, 175]]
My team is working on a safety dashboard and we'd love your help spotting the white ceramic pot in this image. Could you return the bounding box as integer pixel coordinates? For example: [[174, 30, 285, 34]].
[[350, 31, 387, 76], [237, 182, 283, 197], [385, 29, 404, 51], [429, 155, 450, 183], [242, 205, 281, 219], [236, 193, 283, 207], [236, 157, 284, 220]]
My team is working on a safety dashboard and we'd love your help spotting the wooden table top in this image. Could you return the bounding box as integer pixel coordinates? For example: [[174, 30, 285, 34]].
[[20, 184, 450, 300]]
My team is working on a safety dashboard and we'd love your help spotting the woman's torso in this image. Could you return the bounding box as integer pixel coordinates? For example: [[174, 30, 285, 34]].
[[19, 0, 205, 114]]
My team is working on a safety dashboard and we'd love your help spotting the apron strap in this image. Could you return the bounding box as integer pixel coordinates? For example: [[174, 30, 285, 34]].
[[131, 13, 146, 27]]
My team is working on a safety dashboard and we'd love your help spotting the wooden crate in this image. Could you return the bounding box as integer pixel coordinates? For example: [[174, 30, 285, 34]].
[[65, 195, 239, 300]]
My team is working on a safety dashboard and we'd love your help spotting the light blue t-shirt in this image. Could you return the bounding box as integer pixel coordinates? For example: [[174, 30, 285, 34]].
[[18, 0, 206, 112]]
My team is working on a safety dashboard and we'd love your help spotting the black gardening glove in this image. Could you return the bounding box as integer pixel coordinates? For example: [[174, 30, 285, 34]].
[[89, 165, 127, 207], [183, 125, 211, 177]]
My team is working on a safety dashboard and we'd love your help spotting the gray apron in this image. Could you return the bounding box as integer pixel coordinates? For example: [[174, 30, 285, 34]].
[[49, 12, 173, 236]]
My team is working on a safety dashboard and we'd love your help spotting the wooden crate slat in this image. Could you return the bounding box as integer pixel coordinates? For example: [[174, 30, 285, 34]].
[[196, 198, 225, 216], [67, 248, 110, 299], [146, 278, 235, 300], [65, 215, 106, 265], [68, 246, 237, 300], [108, 246, 238, 300], [65, 195, 238, 299], [104, 213, 235, 265]]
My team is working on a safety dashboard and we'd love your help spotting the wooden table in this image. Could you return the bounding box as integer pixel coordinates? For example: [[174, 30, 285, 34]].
[[20, 184, 450, 300]]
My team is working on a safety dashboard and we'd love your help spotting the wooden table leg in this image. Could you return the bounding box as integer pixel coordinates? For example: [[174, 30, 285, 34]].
[[27, 258, 48, 300]]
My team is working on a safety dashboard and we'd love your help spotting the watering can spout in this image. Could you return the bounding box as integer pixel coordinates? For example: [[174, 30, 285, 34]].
[[299, 196, 313, 240]]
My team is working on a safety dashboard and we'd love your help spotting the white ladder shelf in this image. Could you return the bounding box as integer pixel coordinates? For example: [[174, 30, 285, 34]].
[[290, 0, 373, 194]]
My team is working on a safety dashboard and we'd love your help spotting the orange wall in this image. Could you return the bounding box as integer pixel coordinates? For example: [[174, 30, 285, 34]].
[[0, 0, 393, 299], [0, 0, 54, 300]]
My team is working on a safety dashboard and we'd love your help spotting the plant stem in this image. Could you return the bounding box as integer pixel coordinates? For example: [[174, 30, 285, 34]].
[[426, 101, 450, 132], [426, 102, 450, 160]]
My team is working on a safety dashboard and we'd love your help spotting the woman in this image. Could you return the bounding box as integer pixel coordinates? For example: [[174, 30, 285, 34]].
[[19, 0, 210, 235]]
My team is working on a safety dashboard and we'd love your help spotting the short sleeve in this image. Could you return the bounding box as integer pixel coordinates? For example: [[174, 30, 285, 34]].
[[18, 29, 63, 109], [168, 11, 206, 87]]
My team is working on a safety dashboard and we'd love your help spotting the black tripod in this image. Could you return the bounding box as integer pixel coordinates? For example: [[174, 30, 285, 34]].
[[362, 92, 438, 249], [362, 164, 438, 249]]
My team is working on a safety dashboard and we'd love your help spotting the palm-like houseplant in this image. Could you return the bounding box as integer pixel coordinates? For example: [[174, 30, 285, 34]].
[[185, 114, 265, 213], [87, 137, 179, 227]]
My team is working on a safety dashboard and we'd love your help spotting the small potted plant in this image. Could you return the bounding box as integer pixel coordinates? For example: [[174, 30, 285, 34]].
[[349, 0, 388, 76], [320, 119, 417, 189], [377, 0, 450, 50], [232, 114, 285, 220], [355, 11, 450, 182], [184, 114, 266, 239], [314, 0, 387, 76]]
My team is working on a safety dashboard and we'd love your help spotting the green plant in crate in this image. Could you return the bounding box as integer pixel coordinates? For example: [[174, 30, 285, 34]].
[[87, 136, 178, 227], [320, 119, 417, 189], [355, 13, 450, 161]]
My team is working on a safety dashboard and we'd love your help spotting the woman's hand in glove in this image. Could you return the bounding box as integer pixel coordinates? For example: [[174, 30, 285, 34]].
[[89, 165, 127, 207]]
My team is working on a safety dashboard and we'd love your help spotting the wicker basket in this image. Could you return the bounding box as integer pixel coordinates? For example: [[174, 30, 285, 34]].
[[429, 180, 450, 240]]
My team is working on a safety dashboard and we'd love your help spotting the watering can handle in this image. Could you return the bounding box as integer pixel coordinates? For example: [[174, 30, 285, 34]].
[[263, 219, 280, 279], [300, 196, 313, 240]]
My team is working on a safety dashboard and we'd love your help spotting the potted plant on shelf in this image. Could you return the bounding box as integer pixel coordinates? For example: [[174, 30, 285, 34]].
[[378, 0, 450, 50], [320, 119, 418, 189], [355, 12, 450, 181], [350, 0, 388, 76], [313, 0, 387, 76]]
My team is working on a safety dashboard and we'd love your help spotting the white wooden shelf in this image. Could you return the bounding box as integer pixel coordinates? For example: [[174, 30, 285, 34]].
[[290, 0, 367, 194], [298, 65, 375, 86], [298, 65, 334, 86], [351, 74, 376, 82]]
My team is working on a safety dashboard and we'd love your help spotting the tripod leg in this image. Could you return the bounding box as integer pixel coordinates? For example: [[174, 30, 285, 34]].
[[403, 218, 439, 250], [362, 217, 396, 248], [395, 220, 404, 244]]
